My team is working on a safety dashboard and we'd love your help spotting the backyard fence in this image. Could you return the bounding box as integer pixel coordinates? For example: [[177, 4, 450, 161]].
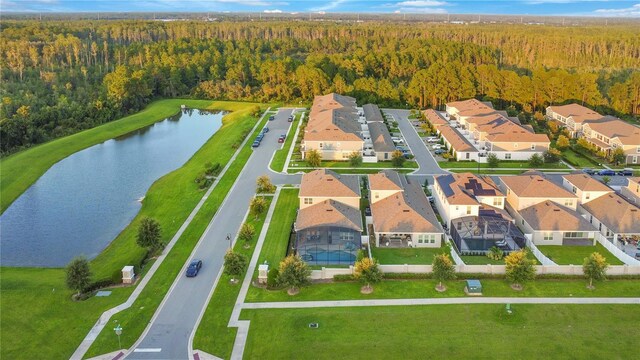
[[525, 235, 558, 266], [595, 234, 640, 266], [310, 263, 640, 280]]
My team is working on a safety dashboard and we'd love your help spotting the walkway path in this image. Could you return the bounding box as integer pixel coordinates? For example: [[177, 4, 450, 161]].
[[124, 109, 295, 359], [242, 297, 640, 309], [282, 110, 305, 173], [70, 107, 272, 360]]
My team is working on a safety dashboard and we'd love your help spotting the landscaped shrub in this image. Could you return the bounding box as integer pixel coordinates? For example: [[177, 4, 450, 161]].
[[267, 267, 280, 288], [487, 246, 504, 260]]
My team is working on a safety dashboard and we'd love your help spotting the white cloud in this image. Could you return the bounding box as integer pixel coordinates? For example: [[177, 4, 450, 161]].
[[594, 3, 640, 17], [310, 0, 348, 12], [396, 1, 448, 6], [398, 6, 448, 13], [263, 9, 282, 13]]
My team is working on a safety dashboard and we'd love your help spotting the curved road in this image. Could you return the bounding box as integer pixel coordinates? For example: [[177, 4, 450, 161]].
[[126, 109, 300, 359]]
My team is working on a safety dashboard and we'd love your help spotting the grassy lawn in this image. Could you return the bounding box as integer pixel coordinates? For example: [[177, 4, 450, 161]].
[[561, 148, 600, 168], [0, 267, 134, 359], [439, 160, 568, 169], [289, 160, 419, 169], [460, 255, 506, 265], [191, 197, 272, 359], [372, 246, 448, 265], [255, 189, 299, 272], [270, 112, 301, 172], [288, 168, 415, 175], [246, 278, 640, 303], [241, 304, 638, 359], [537, 243, 624, 265], [84, 106, 269, 357]]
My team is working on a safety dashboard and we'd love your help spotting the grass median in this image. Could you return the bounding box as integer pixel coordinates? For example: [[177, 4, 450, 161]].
[[270, 113, 301, 172], [83, 107, 269, 357], [241, 304, 638, 359]]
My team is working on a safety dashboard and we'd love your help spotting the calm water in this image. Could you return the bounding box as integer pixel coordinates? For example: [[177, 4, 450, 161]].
[[1, 109, 224, 267]]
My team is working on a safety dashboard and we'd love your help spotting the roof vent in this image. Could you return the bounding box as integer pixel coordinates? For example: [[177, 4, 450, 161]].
[[403, 209, 410, 212], [326, 209, 333, 212]]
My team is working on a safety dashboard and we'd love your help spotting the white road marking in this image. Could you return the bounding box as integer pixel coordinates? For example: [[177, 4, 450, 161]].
[[133, 348, 162, 353]]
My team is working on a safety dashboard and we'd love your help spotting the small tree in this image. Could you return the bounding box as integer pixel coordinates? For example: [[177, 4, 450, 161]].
[[391, 150, 405, 167], [137, 217, 162, 252], [348, 151, 363, 167], [487, 153, 500, 167], [250, 196, 267, 220], [306, 149, 321, 167], [354, 257, 383, 293], [576, 137, 592, 152], [528, 153, 544, 167], [238, 222, 255, 243], [543, 148, 561, 163], [583, 252, 609, 289], [602, 175, 611, 185], [277, 254, 311, 295], [504, 249, 536, 290], [610, 148, 626, 165], [224, 249, 248, 283], [66, 257, 92, 297], [556, 135, 570, 150], [256, 175, 276, 194], [432, 254, 456, 292]]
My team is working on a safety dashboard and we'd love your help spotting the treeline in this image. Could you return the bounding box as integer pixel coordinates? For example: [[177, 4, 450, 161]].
[[1, 20, 639, 155]]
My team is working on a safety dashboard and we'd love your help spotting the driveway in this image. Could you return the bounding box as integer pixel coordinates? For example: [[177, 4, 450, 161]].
[[126, 109, 297, 359], [383, 109, 446, 176]]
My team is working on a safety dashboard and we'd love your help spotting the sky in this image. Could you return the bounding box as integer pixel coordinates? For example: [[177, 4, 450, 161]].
[[2, 0, 640, 17]]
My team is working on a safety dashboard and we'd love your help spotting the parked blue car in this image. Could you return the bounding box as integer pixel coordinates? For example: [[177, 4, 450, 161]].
[[268, 115, 275, 121], [262, 127, 269, 133], [598, 169, 616, 176], [252, 140, 261, 148], [186, 259, 203, 277]]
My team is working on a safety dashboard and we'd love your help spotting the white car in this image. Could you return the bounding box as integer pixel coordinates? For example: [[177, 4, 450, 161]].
[[432, 144, 443, 150], [426, 137, 439, 143], [391, 137, 404, 144]]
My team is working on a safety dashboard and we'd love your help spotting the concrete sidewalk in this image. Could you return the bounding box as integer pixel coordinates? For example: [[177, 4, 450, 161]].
[[242, 296, 640, 309]]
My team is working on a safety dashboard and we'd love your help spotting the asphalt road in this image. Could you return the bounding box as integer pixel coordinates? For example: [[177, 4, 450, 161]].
[[127, 109, 298, 360]]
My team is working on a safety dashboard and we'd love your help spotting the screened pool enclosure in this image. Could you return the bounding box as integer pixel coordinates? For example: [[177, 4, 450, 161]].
[[294, 226, 361, 266], [450, 210, 526, 256]]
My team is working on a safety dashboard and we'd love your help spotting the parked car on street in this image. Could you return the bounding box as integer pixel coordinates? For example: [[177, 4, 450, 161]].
[[432, 144, 444, 150], [278, 134, 286, 143], [288, 115, 294, 122], [598, 169, 616, 176], [581, 168, 596, 175], [186, 259, 203, 277], [618, 168, 633, 176], [252, 140, 261, 148], [268, 115, 275, 121], [426, 137, 439, 143], [262, 127, 269, 133], [256, 134, 264, 142]]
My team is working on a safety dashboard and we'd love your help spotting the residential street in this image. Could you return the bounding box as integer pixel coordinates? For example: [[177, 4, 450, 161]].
[[126, 109, 298, 359]]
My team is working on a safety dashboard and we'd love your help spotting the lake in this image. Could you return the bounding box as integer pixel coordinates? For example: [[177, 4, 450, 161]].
[[0, 109, 224, 267]]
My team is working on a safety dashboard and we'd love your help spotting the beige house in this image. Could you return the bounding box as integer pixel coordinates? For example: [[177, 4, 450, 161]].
[[368, 170, 443, 248], [302, 93, 364, 161], [582, 117, 640, 164], [423, 109, 449, 129], [438, 99, 550, 162], [579, 192, 640, 245], [545, 104, 603, 137], [433, 172, 505, 227], [294, 169, 362, 265], [298, 169, 360, 209], [620, 177, 640, 205], [561, 173, 613, 204], [515, 201, 596, 246], [501, 173, 577, 211]]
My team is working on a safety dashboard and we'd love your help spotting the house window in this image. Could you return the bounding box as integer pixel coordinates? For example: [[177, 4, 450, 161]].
[[521, 219, 524, 225], [319, 143, 323, 148], [571, 186, 577, 194], [564, 232, 587, 238], [543, 233, 553, 241], [634, 156, 638, 164], [564, 199, 573, 207], [455, 206, 459, 211], [493, 198, 502, 206], [304, 198, 313, 205], [637, 147, 640, 153], [466, 206, 472, 214], [505, 153, 512, 160], [513, 143, 519, 148], [530, 144, 536, 150], [374, 192, 379, 199], [585, 192, 590, 200], [384, 153, 389, 160], [589, 215, 593, 224]]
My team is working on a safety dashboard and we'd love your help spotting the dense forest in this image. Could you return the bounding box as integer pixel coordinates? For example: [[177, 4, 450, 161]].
[[1, 20, 639, 155]]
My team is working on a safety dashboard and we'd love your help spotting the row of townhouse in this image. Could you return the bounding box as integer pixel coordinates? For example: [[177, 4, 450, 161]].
[[293, 169, 444, 265], [546, 103, 640, 164], [433, 171, 640, 255], [301, 93, 396, 162], [425, 99, 550, 163]]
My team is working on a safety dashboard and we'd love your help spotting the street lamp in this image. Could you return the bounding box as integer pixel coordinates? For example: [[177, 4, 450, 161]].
[[226, 233, 232, 249], [114, 323, 123, 349]]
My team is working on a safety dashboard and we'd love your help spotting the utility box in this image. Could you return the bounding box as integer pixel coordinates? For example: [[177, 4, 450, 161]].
[[122, 266, 135, 284], [465, 279, 482, 296], [258, 264, 269, 285]]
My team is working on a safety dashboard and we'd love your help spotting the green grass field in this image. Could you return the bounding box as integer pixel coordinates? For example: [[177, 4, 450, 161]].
[[191, 197, 272, 359], [460, 255, 506, 265], [245, 278, 640, 303], [270, 112, 301, 172], [84, 108, 269, 357], [241, 304, 638, 359], [288, 168, 415, 175], [255, 189, 299, 272], [1, 100, 268, 360], [372, 246, 448, 265], [289, 160, 419, 169], [561, 148, 600, 168], [537, 243, 624, 265]]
